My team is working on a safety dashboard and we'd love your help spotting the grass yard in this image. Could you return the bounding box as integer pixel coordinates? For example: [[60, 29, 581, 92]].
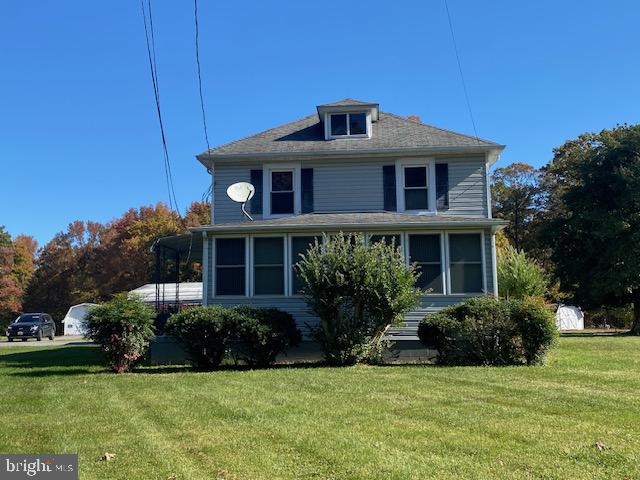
[[0, 336, 639, 479]]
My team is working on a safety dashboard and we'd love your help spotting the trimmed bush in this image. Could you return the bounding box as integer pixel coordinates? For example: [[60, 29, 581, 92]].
[[230, 307, 302, 367], [166, 306, 232, 369], [296, 233, 421, 366], [418, 296, 557, 366], [85, 293, 155, 373]]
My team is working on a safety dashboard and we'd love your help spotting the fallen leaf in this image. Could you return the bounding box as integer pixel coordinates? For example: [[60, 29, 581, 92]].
[[100, 452, 116, 461], [595, 441, 607, 451]]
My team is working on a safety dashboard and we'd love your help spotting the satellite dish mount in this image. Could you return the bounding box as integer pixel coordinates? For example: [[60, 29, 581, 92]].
[[226, 182, 256, 221]]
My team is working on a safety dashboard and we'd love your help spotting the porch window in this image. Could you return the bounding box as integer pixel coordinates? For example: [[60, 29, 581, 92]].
[[369, 234, 402, 251], [449, 233, 483, 293], [409, 234, 443, 294], [253, 237, 284, 295], [270, 170, 294, 215], [403, 166, 429, 211], [215, 238, 245, 296], [290, 236, 320, 294]]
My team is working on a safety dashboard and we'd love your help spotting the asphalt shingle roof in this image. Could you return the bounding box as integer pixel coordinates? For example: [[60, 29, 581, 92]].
[[198, 100, 502, 159], [191, 212, 507, 233]]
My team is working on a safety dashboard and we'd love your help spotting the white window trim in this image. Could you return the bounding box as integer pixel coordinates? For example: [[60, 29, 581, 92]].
[[324, 112, 372, 139], [445, 231, 487, 296], [212, 235, 249, 298], [395, 158, 437, 215], [405, 232, 447, 296], [263, 163, 301, 219], [250, 234, 287, 297]]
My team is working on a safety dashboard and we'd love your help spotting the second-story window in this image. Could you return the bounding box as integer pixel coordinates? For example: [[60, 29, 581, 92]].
[[271, 170, 294, 215], [330, 113, 368, 137], [403, 166, 429, 211]]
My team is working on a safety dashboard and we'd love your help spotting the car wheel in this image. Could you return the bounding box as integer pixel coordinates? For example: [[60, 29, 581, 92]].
[[48, 330, 54, 341], [36, 330, 43, 341]]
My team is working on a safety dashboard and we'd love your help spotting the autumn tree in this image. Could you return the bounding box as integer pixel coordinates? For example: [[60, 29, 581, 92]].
[[538, 125, 640, 335], [0, 227, 22, 328], [491, 163, 543, 252]]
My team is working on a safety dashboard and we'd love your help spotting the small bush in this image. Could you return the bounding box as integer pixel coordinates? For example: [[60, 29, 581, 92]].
[[296, 233, 421, 366], [166, 306, 231, 369], [497, 245, 547, 300], [85, 293, 155, 373], [418, 296, 557, 366], [230, 307, 302, 367]]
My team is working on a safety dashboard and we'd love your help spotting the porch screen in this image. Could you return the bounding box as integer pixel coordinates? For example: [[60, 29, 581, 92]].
[[409, 234, 443, 294], [254, 237, 284, 295], [290, 236, 320, 294], [215, 238, 245, 296], [449, 234, 483, 293]]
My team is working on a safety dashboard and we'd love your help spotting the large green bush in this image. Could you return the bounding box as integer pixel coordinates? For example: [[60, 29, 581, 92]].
[[296, 233, 421, 365], [85, 293, 155, 373], [166, 306, 232, 369], [497, 245, 547, 299], [167, 306, 302, 369], [418, 296, 557, 366], [230, 306, 302, 367]]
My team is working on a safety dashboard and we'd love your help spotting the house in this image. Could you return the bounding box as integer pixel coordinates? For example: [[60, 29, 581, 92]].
[[157, 99, 507, 338]]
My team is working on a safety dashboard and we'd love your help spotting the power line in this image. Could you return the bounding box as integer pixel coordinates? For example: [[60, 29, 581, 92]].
[[194, 0, 214, 208], [141, 0, 181, 215], [443, 0, 480, 143]]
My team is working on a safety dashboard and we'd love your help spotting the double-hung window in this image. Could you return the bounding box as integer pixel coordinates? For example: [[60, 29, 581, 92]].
[[290, 236, 321, 294], [403, 166, 429, 211], [449, 234, 483, 294], [215, 238, 246, 296], [253, 237, 285, 295], [329, 113, 368, 137], [270, 170, 294, 215], [409, 234, 443, 294]]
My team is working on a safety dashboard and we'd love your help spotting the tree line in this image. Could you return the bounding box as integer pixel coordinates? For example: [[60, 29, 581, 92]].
[[1, 124, 639, 334], [0, 202, 210, 331]]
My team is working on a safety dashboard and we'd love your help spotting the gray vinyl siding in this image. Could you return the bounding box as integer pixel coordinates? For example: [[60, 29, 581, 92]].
[[309, 160, 384, 212], [445, 156, 488, 217], [213, 164, 263, 224]]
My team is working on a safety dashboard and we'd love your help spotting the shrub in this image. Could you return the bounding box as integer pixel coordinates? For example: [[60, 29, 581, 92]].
[[418, 296, 557, 366], [230, 307, 302, 367], [166, 306, 231, 369], [497, 245, 547, 300], [85, 293, 155, 373], [296, 233, 421, 365]]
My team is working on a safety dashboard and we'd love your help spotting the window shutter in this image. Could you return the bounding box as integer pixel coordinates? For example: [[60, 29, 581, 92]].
[[249, 169, 263, 214], [383, 165, 397, 211], [435, 163, 449, 210], [301, 168, 314, 213]]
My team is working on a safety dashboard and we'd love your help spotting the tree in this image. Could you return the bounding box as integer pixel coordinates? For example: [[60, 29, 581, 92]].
[[0, 227, 21, 327], [538, 125, 640, 334], [184, 201, 211, 227], [497, 245, 547, 300], [492, 163, 543, 252], [12, 235, 37, 293]]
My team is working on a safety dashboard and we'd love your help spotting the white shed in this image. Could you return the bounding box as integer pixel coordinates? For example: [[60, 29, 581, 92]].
[[62, 303, 97, 336], [555, 304, 584, 331]]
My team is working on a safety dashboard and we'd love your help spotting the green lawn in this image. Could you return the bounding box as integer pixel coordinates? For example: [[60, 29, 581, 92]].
[[1, 336, 639, 480]]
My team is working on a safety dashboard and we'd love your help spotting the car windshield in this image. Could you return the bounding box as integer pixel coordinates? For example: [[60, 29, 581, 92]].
[[15, 314, 42, 323]]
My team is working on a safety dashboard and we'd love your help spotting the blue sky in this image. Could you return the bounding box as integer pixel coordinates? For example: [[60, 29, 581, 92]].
[[1, 0, 638, 245]]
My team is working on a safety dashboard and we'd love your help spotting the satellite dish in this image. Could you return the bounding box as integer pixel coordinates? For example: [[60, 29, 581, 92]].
[[226, 182, 255, 221]]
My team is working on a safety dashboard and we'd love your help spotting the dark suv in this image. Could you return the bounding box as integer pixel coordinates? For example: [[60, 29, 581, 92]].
[[6, 313, 56, 342]]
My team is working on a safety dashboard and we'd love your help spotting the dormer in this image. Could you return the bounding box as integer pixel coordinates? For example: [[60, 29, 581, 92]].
[[316, 99, 379, 140]]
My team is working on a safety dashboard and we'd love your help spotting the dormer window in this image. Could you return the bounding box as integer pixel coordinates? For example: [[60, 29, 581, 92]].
[[327, 112, 370, 138], [317, 100, 378, 140]]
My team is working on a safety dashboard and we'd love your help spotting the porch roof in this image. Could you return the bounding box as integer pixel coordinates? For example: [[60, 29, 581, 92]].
[[190, 212, 507, 235], [151, 233, 204, 262]]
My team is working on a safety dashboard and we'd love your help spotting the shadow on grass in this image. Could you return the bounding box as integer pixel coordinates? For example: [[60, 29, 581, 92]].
[[561, 330, 630, 338], [1, 345, 104, 376]]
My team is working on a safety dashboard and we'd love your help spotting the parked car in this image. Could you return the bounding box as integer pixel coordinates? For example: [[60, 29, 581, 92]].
[[6, 313, 56, 342]]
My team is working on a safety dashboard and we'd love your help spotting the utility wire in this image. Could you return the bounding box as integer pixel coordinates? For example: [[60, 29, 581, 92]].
[[194, 0, 214, 207], [443, 0, 480, 143], [141, 0, 181, 215]]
